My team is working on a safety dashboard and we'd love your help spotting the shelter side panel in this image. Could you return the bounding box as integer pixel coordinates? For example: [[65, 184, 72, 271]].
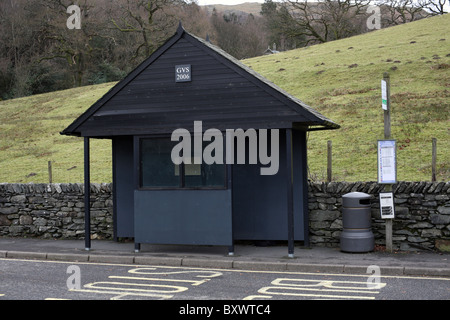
[[134, 189, 232, 245], [232, 130, 305, 241]]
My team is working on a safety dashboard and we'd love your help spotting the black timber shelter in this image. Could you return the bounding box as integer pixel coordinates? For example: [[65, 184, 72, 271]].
[[61, 23, 339, 256]]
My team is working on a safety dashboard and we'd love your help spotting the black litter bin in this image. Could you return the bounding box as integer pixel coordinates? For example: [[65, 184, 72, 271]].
[[340, 192, 374, 252]]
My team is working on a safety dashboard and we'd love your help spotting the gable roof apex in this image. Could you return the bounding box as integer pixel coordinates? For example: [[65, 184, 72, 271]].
[[176, 21, 185, 35], [61, 26, 339, 137]]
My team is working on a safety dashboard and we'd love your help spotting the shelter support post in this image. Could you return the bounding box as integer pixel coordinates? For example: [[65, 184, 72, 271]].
[[286, 129, 295, 258], [228, 245, 234, 256], [84, 137, 91, 251]]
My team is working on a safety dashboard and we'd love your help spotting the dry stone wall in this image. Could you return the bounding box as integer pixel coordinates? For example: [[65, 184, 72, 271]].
[[0, 183, 113, 240], [308, 181, 450, 251], [1, 181, 449, 251]]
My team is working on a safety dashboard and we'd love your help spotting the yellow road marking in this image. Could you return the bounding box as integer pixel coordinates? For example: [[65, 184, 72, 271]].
[[259, 285, 379, 296], [128, 267, 223, 278], [243, 295, 272, 300], [70, 288, 172, 300], [272, 278, 386, 290], [250, 277, 387, 300], [109, 275, 210, 286], [258, 287, 376, 300], [83, 281, 188, 293]]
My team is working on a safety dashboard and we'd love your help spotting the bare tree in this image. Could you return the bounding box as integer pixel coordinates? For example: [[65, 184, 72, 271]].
[[380, 0, 429, 26], [170, 2, 215, 38], [419, 0, 448, 15], [210, 10, 243, 58], [261, 0, 304, 50], [240, 14, 268, 58], [0, 0, 236, 99], [0, 0, 57, 97], [210, 9, 267, 59], [31, 0, 116, 87], [109, 0, 185, 59], [280, 0, 371, 46]]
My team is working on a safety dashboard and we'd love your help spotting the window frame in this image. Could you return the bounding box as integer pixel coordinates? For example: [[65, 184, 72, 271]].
[[136, 135, 228, 191]]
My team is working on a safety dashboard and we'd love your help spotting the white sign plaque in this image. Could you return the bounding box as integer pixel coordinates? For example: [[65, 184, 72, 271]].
[[381, 79, 387, 110], [379, 192, 395, 219], [175, 64, 191, 82], [378, 140, 396, 184]]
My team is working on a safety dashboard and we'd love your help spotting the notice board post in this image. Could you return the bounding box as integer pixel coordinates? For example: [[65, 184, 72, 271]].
[[379, 72, 395, 253]]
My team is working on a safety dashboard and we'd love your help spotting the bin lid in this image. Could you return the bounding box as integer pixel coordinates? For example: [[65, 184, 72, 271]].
[[342, 192, 372, 207]]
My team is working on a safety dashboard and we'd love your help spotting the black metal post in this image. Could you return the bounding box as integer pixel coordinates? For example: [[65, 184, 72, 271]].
[[301, 132, 310, 247], [84, 137, 91, 251], [112, 139, 117, 241], [286, 129, 294, 258]]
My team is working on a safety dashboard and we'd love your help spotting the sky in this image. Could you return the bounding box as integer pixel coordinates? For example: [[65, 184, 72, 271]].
[[196, 0, 449, 11], [196, 0, 266, 5]]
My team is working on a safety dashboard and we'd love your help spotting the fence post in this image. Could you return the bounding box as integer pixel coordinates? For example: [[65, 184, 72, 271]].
[[327, 140, 332, 182], [48, 161, 52, 183], [432, 138, 437, 182]]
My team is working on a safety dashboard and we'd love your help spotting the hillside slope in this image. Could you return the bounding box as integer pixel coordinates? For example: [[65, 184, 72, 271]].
[[0, 83, 114, 183], [245, 13, 449, 182], [0, 15, 448, 183]]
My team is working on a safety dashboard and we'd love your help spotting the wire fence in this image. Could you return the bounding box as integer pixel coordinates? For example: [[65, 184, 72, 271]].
[[314, 137, 448, 183], [1, 137, 448, 184]]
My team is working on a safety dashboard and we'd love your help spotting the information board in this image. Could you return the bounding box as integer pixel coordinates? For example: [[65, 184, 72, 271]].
[[379, 192, 395, 219], [378, 140, 396, 184]]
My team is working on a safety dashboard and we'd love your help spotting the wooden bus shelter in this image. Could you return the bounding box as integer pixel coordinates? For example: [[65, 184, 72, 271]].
[[61, 23, 339, 257]]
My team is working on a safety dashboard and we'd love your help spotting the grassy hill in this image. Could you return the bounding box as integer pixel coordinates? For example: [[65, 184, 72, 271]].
[[0, 83, 114, 183], [0, 14, 449, 183], [245, 14, 449, 182]]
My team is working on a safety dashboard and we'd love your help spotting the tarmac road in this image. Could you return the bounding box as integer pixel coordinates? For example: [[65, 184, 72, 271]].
[[1, 258, 449, 301], [1, 237, 450, 277]]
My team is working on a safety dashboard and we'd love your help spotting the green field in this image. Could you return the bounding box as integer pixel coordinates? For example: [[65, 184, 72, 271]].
[[0, 14, 449, 183]]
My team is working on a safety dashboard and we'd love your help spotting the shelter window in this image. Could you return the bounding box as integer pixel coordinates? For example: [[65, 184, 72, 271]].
[[140, 138, 226, 189]]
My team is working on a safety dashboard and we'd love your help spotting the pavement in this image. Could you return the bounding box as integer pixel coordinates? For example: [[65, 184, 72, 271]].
[[1, 237, 449, 277]]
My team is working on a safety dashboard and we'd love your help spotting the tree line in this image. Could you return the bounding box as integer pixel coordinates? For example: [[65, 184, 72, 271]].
[[0, 0, 446, 100]]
